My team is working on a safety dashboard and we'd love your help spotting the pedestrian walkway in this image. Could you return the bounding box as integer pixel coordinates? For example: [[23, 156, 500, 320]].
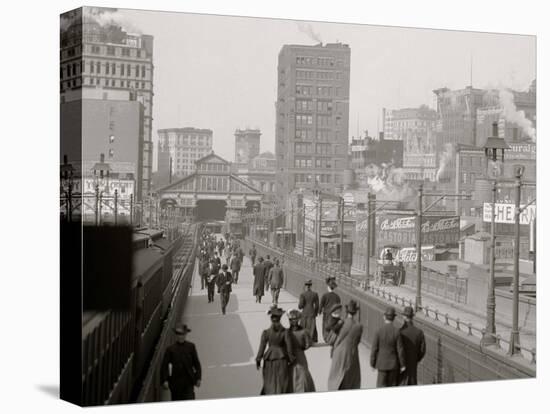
[[175, 255, 376, 400]]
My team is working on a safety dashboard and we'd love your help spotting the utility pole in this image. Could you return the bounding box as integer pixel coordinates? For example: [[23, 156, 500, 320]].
[[290, 203, 294, 251], [302, 203, 306, 256], [114, 189, 118, 225], [339, 196, 344, 269], [130, 194, 134, 226], [415, 184, 423, 312], [483, 180, 497, 344], [509, 168, 523, 355], [365, 193, 372, 285], [95, 184, 100, 226]]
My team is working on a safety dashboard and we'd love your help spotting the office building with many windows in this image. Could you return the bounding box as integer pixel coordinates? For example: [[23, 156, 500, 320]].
[[275, 43, 351, 203], [60, 7, 154, 200]]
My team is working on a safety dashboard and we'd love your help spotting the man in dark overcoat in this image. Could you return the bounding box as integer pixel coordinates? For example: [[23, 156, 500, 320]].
[[217, 264, 233, 315], [253, 257, 266, 303], [319, 278, 341, 343], [370, 306, 406, 387], [298, 280, 319, 343], [263, 255, 274, 292], [399, 306, 426, 385], [161, 324, 202, 400], [230, 253, 242, 284], [268, 259, 284, 306]]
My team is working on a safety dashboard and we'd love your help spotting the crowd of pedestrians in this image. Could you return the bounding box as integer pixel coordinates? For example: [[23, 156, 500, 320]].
[[161, 229, 427, 401]]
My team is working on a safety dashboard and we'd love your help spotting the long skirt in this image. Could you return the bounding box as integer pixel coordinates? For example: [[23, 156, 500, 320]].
[[289, 363, 315, 393], [260, 359, 289, 395], [301, 315, 318, 343]]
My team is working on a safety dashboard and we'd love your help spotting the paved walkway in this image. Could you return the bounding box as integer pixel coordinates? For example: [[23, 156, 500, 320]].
[[176, 256, 376, 400]]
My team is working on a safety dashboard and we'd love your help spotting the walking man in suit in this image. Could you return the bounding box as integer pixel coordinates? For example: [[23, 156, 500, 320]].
[[253, 256, 266, 303], [249, 244, 257, 266], [230, 252, 242, 284], [298, 280, 319, 343], [268, 259, 284, 306], [319, 278, 341, 343], [206, 262, 218, 303], [217, 264, 233, 315], [370, 306, 406, 387], [161, 324, 201, 400], [263, 255, 274, 293], [399, 306, 426, 385]]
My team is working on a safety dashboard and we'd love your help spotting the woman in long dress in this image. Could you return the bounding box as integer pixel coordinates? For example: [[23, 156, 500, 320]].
[[328, 300, 363, 391], [286, 309, 316, 393], [256, 307, 294, 395]]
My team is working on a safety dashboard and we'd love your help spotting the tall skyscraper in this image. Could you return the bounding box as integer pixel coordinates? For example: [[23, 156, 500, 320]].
[[275, 43, 351, 202], [60, 7, 154, 200], [234, 129, 261, 166], [157, 128, 213, 182]]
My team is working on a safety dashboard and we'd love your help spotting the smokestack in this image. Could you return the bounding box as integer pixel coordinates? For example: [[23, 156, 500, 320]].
[[492, 122, 498, 138]]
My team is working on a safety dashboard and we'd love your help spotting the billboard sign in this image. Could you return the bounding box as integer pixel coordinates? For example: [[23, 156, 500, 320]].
[[377, 215, 460, 246], [482, 203, 536, 225], [393, 246, 435, 263]]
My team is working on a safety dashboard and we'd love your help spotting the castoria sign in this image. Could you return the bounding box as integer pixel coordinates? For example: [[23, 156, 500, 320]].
[[377, 215, 460, 246]]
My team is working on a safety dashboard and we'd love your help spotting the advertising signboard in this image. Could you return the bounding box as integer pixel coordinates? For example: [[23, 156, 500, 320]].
[[393, 246, 435, 263], [483, 202, 536, 225], [377, 215, 460, 246]]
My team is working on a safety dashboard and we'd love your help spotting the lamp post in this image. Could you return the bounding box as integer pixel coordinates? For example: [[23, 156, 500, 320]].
[[92, 153, 111, 226], [60, 155, 75, 223], [339, 196, 345, 270], [482, 122, 509, 345], [415, 183, 423, 312], [302, 203, 306, 256], [509, 166, 524, 355]]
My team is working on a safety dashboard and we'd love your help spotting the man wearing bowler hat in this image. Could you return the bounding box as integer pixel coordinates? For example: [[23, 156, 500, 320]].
[[370, 306, 406, 387], [161, 324, 202, 400], [319, 277, 341, 343], [217, 264, 233, 315], [399, 306, 426, 385], [298, 279, 319, 343]]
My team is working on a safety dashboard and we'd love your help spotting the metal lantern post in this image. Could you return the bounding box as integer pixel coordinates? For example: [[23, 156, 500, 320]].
[[415, 184, 423, 311]]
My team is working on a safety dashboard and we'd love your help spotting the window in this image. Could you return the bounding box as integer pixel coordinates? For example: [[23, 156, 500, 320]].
[[316, 144, 330, 155], [105, 63, 110, 75], [295, 143, 312, 154], [141, 65, 146, 78], [296, 115, 313, 126], [296, 100, 313, 111], [127, 64, 131, 76], [120, 64, 124, 76], [107, 46, 115, 55], [122, 48, 130, 57], [295, 128, 312, 140], [316, 130, 330, 141], [91, 45, 100, 54], [317, 115, 331, 127], [135, 64, 139, 78], [294, 157, 312, 168], [96, 62, 100, 74], [111, 63, 116, 75]]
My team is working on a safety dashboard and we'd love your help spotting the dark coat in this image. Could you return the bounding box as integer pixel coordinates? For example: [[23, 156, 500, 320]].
[[328, 318, 363, 390], [268, 266, 284, 289], [298, 290, 319, 317], [253, 263, 266, 296], [161, 341, 201, 389], [217, 271, 233, 293], [370, 322, 406, 371], [263, 260, 273, 278], [399, 321, 426, 385], [230, 256, 242, 272]]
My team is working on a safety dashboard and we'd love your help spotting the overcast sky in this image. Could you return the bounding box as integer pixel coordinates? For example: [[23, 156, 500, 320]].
[[113, 8, 535, 168]]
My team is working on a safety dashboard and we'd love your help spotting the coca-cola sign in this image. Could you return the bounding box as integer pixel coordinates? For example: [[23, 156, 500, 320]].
[[377, 214, 459, 246]]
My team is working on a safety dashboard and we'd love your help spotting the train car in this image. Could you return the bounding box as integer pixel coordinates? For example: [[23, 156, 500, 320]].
[[81, 227, 195, 406]]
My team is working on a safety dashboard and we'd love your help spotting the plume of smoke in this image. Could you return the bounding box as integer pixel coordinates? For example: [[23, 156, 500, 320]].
[[436, 143, 454, 182], [363, 163, 413, 201], [498, 89, 536, 141], [83, 7, 143, 34], [297, 22, 322, 44]]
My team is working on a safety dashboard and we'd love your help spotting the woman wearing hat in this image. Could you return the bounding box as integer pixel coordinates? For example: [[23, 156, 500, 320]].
[[328, 300, 363, 390], [286, 309, 316, 393], [319, 279, 341, 343], [256, 306, 295, 395]]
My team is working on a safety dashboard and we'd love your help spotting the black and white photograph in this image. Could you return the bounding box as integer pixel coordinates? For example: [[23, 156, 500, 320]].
[[3, 1, 548, 413], [57, 4, 540, 407]]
